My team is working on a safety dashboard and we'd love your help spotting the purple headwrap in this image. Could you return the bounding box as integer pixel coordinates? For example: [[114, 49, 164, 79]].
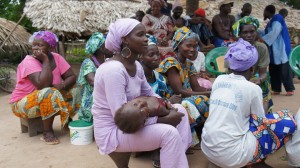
[[225, 38, 258, 71], [29, 31, 58, 48], [105, 18, 140, 53]]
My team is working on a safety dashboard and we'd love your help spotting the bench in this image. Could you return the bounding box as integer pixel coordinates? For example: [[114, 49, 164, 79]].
[[20, 117, 43, 137]]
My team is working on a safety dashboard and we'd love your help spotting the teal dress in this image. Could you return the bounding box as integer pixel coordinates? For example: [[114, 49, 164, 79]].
[[77, 58, 97, 123]]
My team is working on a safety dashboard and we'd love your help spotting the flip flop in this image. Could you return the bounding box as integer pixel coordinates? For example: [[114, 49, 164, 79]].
[[40, 136, 60, 145], [286, 91, 294, 96], [190, 143, 201, 150], [185, 148, 194, 155], [152, 161, 160, 168]]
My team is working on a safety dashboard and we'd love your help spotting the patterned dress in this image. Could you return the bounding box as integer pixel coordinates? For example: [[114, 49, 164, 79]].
[[77, 58, 97, 123], [157, 57, 209, 146]]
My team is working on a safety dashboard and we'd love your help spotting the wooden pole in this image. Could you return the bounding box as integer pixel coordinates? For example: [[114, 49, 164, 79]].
[[0, 13, 26, 51]]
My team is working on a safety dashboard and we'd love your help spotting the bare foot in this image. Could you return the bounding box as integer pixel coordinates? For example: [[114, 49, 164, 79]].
[[40, 131, 60, 145]]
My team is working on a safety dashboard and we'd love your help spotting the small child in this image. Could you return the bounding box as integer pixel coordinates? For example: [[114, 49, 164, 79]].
[[114, 96, 176, 133]]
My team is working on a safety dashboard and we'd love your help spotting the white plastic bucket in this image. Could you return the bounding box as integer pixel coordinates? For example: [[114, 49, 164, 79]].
[[68, 120, 93, 145]]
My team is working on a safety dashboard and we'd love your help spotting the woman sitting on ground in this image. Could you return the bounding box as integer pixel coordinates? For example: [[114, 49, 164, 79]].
[[10, 31, 81, 145], [92, 18, 191, 168], [142, 0, 175, 60], [77, 32, 112, 123], [157, 27, 210, 148]]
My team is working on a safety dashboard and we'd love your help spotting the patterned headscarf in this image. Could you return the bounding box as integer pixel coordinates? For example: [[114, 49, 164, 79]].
[[172, 26, 199, 51], [105, 18, 140, 53], [232, 16, 260, 37], [148, 0, 167, 8], [29, 31, 58, 48], [85, 32, 105, 54], [225, 38, 258, 71], [146, 34, 158, 46]]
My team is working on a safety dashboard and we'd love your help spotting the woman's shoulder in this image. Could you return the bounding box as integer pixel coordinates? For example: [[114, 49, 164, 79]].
[[157, 57, 181, 73], [98, 60, 124, 72]]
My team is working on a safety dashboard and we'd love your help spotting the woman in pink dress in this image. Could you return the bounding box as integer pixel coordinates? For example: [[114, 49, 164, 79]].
[[92, 18, 191, 168]]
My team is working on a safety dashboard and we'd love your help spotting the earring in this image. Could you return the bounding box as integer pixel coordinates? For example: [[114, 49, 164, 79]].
[[121, 46, 131, 59]]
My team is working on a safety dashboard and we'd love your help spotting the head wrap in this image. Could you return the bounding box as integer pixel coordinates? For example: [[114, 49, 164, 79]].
[[148, 0, 167, 8], [194, 8, 206, 17], [172, 26, 199, 51], [85, 32, 105, 54], [146, 34, 158, 46], [172, 0, 182, 11], [232, 16, 260, 37], [29, 31, 58, 48], [218, 0, 234, 9], [105, 18, 140, 53], [225, 38, 258, 71]]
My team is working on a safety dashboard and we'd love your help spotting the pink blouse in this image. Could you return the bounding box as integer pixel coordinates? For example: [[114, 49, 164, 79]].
[[10, 53, 70, 103]]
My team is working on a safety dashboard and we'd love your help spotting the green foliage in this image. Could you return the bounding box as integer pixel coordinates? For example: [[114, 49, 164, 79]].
[[0, 0, 37, 33], [66, 48, 89, 63], [280, 0, 300, 9]]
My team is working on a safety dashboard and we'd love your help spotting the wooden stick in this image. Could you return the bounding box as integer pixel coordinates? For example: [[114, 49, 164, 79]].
[[0, 13, 26, 52]]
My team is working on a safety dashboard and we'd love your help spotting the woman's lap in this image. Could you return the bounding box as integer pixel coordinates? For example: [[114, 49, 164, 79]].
[[11, 87, 81, 127], [249, 110, 297, 163], [114, 123, 181, 152]]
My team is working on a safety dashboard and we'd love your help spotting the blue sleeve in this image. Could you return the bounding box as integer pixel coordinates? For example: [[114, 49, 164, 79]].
[[262, 21, 282, 46]]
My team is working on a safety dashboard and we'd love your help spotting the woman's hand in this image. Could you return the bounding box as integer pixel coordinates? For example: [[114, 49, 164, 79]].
[[165, 109, 184, 127], [32, 49, 48, 62], [169, 94, 182, 104], [53, 83, 64, 90]]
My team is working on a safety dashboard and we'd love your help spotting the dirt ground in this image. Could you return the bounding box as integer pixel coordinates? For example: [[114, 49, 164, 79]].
[[0, 83, 299, 168]]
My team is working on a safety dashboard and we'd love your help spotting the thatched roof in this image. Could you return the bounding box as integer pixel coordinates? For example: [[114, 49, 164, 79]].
[[0, 17, 31, 55], [24, 0, 149, 38], [182, 0, 300, 29]]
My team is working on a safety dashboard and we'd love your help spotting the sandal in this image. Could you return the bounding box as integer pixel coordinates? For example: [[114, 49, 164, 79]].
[[40, 131, 60, 145], [190, 143, 201, 150], [286, 91, 294, 96], [185, 148, 194, 155], [152, 161, 160, 168]]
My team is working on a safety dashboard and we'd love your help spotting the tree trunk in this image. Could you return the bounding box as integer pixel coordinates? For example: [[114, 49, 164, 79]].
[[186, 0, 199, 15]]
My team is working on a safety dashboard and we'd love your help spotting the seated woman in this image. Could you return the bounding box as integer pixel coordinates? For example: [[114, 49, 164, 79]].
[[92, 18, 191, 168], [201, 39, 296, 168], [77, 32, 112, 123], [142, 0, 175, 60], [157, 27, 210, 147], [140, 34, 181, 104], [115, 96, 174, 133], [10, 31, 81, 145]]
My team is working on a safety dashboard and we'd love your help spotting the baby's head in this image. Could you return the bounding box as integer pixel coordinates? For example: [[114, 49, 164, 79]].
[[114, 99, 149, 133]]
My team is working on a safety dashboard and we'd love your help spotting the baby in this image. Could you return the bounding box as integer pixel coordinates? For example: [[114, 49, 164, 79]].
[[114, 96, 175, 133]]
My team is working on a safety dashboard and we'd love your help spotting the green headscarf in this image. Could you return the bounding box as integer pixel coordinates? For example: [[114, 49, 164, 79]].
[[232, 16, 260, 37], [85, 32, 105, 54]]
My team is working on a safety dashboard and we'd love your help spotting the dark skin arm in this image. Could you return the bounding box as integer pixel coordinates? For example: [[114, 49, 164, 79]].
[[28, 53, 52, 90], [53, 68, 76, 90], [166, 67, 210, 97], [212, 15, 230, 40], [157, 108, 184, 127], [250, 67, 268, 85], [85, 72, 95, 86]]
